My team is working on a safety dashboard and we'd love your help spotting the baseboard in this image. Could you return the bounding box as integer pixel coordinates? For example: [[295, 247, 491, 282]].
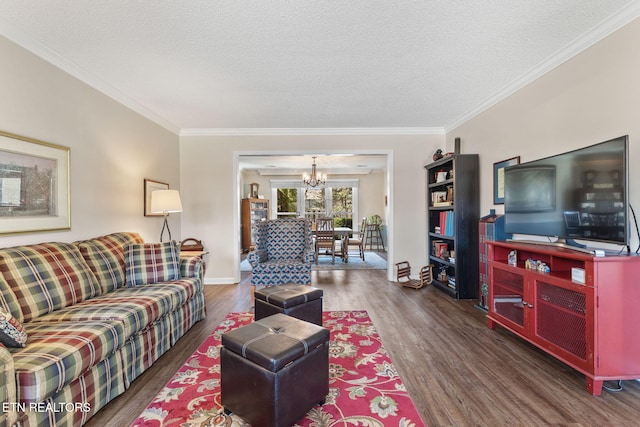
[[204, 277, 237, 285]]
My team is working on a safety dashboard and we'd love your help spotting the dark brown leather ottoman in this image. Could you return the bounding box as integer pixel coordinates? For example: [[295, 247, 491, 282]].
[[221, 313, 329, 427], [254, 283, 323, 325]]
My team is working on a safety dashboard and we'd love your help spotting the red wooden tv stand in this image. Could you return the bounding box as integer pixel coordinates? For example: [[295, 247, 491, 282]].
[[487, 240, 640, 395]]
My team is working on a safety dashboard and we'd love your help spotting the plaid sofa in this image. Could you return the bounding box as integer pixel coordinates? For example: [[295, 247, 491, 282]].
[[0, 232, 206, 427], [247, 218, 314, 286]]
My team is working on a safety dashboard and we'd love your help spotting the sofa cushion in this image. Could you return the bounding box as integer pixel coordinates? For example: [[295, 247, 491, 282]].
[[75, 232, 144, 294], [124, 241, 180, 286], [0, 243, 101, 322], [31, 285, 181, 340], [12, 320, 126, 403], [0, 307, 27, 348]]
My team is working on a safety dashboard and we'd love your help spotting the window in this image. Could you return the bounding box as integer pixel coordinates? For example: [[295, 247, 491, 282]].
[[304, 188, 326, 222], [270, 180, 358, 228], [276, 188, 298, 218], [331, 187, 353, 229]]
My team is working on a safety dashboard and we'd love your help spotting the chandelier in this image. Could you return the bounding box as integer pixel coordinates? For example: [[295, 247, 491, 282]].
[[302, 156, 327, 187]]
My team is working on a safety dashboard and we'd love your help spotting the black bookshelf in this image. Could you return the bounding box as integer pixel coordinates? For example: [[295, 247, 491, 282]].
[[425, 154, 480, 299]]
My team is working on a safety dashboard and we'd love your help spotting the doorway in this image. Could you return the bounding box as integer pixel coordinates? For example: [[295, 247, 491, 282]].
[[234, 151, 393, 280]]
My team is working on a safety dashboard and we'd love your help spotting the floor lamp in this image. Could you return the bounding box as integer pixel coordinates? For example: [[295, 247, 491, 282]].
[[151, 189, 183, 242]]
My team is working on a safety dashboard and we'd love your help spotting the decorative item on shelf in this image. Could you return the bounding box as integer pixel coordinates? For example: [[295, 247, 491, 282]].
[[249, 182, 259, 198], [438, 265, 448, 282], [537, 261, 550, 273], [508, 250, 517, 266], [302, 156, 326, 188], [571, 267, 586, 284], [432, 149, 443, 161], [432, 191, 450, 206], [524, 258, 550, 273], [151, 189, 183, 242], [434, 242, 448, 259], [435, 169, 448, 183]]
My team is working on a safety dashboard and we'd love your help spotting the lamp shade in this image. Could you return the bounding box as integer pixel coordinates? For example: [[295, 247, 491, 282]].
[[151, 190, 183, 214]]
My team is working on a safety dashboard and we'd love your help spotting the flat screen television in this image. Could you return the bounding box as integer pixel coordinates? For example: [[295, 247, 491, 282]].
[[504, 135, 629, 248]]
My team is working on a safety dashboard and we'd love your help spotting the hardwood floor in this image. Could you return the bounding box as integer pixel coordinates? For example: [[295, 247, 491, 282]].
[[87, 268, 640, 427]]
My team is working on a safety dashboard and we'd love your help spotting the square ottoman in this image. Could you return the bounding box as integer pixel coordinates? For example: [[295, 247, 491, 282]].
[[254, 283, 323, 325], [221, 313, 330, 427]]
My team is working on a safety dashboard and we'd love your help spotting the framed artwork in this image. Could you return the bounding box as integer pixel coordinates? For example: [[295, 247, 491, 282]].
[[493, 156, 520, 204], [144, 179, 169, 216], [0, 131, 70, 235]]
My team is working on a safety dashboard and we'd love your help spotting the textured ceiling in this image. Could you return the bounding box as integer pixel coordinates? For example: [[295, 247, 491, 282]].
[[0, 1, 639, 134]]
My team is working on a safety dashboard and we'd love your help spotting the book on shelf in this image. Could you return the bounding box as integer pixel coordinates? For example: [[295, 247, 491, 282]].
[[438, 211, 454, 236]]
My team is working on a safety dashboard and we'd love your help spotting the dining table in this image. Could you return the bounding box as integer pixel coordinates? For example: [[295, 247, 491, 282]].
[[312, 226, 353, 262]]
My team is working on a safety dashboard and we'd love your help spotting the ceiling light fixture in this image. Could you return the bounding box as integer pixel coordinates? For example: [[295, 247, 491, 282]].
[[302, 156, 326, 188]]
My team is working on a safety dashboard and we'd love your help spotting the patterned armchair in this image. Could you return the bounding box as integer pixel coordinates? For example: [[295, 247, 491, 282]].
[[247, 218, 315, 287]]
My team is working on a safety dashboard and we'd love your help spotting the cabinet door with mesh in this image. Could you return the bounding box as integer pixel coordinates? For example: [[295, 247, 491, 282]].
[[531, 279, 593, 371], [490, 266, 526, 333]]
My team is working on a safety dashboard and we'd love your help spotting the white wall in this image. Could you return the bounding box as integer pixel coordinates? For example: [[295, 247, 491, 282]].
[[447, 16, 640, 251], [180, 134, 442, 284], [0, 36, 181, 247]]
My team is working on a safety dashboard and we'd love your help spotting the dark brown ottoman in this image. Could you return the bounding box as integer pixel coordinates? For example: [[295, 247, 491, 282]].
[[221, 313, 329, 427], [254, 283, 323, 325]]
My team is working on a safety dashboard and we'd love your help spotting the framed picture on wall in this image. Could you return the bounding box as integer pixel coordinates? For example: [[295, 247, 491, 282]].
[[0, 131, 70, 235], [493, 156, 520, 204], [144, 179, 169, 216]]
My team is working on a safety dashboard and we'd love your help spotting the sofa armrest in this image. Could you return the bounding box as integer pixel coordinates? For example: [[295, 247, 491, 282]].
[[179, 256, 204, 282], [0, 343, 18, 426], [247, 249, 268, 267]]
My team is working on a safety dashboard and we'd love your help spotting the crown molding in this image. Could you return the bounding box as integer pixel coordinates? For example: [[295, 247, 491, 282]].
[[180, 127, 444, 136], [444, 2, 640, 134], [0, 20, 181, 135]]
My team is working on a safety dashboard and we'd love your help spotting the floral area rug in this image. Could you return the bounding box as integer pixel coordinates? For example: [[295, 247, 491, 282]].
[[132, 310, 426, 427]]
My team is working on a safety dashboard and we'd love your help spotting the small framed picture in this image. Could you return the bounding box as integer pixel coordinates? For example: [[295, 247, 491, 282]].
[[493, 156, 520, 204]]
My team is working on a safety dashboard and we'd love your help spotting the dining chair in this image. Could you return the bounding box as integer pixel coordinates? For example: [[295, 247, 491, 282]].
[[346, 217, 366, 261], [315, 217, 336, 264]]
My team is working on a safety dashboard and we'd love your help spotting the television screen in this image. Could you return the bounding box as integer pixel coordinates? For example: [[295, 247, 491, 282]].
[[504, 135, 628, 246]]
